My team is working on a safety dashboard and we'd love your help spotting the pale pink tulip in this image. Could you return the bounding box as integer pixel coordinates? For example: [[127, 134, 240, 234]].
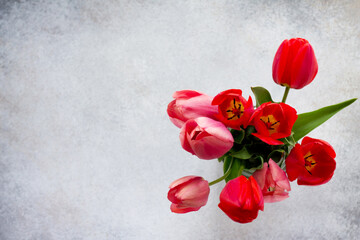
[[167, 90, 218, 128], [180, 117, 234, 160], [253, 159, 291, 203], [168, 176, 210, 213]]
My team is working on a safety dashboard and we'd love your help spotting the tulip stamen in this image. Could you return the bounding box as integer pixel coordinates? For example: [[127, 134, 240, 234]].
[[271, 121, 280, 126], [260, 117, 280, 131], [304, 153, 317, 174], [226, 98, 244, 120], [227, 115, 237, 120]]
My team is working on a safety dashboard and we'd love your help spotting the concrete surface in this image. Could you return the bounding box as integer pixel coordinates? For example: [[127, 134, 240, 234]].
[[0, 0, 359, 239]]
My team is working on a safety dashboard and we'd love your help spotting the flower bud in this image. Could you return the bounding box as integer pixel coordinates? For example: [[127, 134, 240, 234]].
[[218, 175, 264, 223], [167, 90, 218, 128], [252, 159, 291, 203], [180, 117, 234, 160], [168, 176, 210, 213], [272, 38, 318, 89]]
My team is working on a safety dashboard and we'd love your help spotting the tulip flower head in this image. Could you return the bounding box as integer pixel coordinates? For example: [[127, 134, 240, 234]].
[[272, 38, 318, 89], [211, 89, 254, 130], [218, 175, 264, 223], [252, 159, 291, 203], [168, 176, 210, 213], [165, 38, 356, 224], [286, 137, 336, 185], [180, 117, 234, 160], [167, 90, 218, 128], [250, 102, 298, 145]]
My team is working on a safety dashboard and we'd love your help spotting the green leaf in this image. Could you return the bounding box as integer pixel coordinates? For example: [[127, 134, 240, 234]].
[[241, 156, 264, 178], [268, 149, 286, 163], [223, 157, 242, 182], [245, 125, 256, 136], [244, 155, 264, 170], [230, 147, 253, 159], [292, 98, 357, 142], [251, 86, 274, 107], [280, 133, 296, 146], [231, 129, 245, 144], [218, 155, 226, 162]]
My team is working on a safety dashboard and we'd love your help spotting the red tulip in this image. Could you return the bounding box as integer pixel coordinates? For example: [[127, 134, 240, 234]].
[[168, 176, 210, 213], [250, 102, 297, 145], [272, 38, 318, 89], [180, 117, 234, 160], [167, 90, 218, 128], [211, 89, 254, 130], [252, 159, 291, 203], [285, 137, 336, 185], [218, 175, 264, 223]]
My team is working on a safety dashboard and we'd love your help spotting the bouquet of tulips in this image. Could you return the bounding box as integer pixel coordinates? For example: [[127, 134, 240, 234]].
[[166, 38, 356, 223]]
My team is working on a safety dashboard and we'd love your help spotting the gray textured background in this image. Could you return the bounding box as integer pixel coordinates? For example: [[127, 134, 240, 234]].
[[1, 0, 359, 239]]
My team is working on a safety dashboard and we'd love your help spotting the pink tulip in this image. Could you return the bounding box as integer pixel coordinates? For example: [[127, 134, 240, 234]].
[[252, 159, 291, 203], [168, 176, 210, 214], [167, 90, 219, 128], [180, 117, 234, 160]]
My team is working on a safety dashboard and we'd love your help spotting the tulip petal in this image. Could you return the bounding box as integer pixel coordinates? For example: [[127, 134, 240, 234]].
[[272, 39, 290, 86], [252, 162, 268, 190], [168, 176, 210, 214], [286, 137, 336, 186], [252, 133, 284, 145], [264, 192, 289, 203], [218, 176, 264, 223], [291, 44, 318, 89], [179, 117, 233, 159], [302, 136, 336, 158], [212, 89, 254, 130], [285, 144, 306, 181], [168, 90, 218, 128], [169, 175, 197, 189], [268, 159, 291, 191], [173, 90, 202, 99], [170, 203, 201, 214], [272, 38, 318, 89], [211, 89, 243, 105], [179, 120, 197, 155]]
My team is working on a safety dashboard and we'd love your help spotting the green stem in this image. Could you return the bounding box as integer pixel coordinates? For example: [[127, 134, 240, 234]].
[[237, 160, 245, 176], [208, 157, 234, 186], [281, 86, 290, 103], [291, 134, 296, 146]]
